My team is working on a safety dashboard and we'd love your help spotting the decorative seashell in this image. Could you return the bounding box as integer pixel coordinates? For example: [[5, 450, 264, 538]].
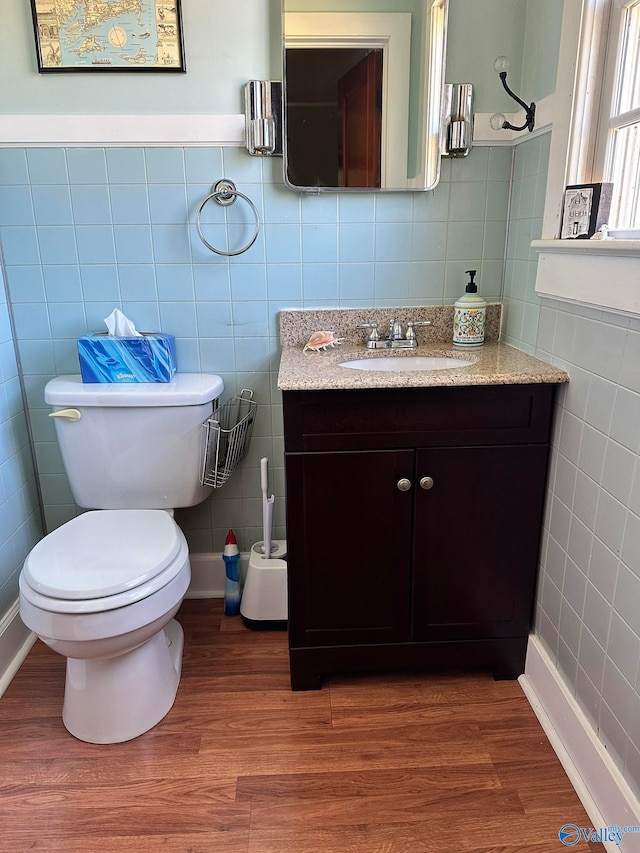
[[302, 331, 344, 352]]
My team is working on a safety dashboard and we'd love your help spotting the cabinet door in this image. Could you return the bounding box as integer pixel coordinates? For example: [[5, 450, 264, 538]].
[[412, 445, 549, 641], [286, 449, 414, 647]]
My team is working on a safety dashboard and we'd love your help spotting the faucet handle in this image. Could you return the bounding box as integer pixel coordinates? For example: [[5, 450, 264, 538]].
[[357, 322, 380, 341], [406, 320, 432, 341]]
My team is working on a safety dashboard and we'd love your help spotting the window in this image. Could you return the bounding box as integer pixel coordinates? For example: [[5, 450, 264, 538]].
[[600, 0, 640, 233], [533, 0, 640, 318]]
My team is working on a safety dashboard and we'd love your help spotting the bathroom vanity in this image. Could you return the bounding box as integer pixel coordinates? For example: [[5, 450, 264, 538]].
[[279, 314, 568, 690]]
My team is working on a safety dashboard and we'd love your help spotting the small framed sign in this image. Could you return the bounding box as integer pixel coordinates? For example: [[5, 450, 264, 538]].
[[31, 0, 186, 72], [560, 183, 613, 239]]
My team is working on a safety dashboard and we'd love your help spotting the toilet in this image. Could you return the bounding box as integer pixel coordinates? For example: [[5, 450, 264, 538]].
[[19, 373, 224, 744]]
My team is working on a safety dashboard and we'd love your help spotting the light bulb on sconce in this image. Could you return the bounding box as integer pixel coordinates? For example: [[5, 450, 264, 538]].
[[490, 55, 536, 133]]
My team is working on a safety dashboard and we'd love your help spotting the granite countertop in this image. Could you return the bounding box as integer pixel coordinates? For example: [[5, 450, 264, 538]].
[[278, 341, 569, 391], [277, 307, 569, 391]]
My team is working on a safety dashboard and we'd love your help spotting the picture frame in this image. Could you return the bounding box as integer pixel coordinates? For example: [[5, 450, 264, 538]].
[[30, 1, 186, 73], [559, 182, 613, 240]]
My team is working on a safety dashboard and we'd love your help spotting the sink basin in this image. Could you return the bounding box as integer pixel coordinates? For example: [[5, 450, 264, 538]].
[[339, 356, 474, 372]]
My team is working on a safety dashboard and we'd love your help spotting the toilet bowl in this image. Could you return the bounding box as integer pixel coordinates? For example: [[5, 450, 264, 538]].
[[19, 510, 191, 744]]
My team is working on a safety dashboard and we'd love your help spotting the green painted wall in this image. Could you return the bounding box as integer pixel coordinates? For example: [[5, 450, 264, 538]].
[[445, 0, 527, 114], [522, 0, 564, 102], [0, 0, 277, 115], [2, 1, 561, 120]]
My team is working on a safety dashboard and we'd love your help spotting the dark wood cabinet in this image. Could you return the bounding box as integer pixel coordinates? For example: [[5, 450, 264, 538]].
[[283, 383, 557, 690], [285, 448, 414, 649]]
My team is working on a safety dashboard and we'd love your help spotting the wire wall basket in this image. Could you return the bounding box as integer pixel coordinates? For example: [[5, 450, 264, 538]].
[[200, 389, 257, 488]]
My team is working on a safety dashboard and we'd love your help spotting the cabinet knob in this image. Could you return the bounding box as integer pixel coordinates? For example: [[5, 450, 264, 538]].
[[396, 478, 412, 492], [419, 476, 434, 490]]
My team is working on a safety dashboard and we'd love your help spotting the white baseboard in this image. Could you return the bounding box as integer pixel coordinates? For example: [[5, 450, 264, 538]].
[[0, 600, 36, 699], [521, 635, 640, 852], [186, 551, 250, 599]]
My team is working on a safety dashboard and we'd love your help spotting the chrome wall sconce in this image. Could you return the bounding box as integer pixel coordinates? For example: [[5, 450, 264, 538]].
[[441, 83, 475, 158], [244, 80, 283, 156], [489, 56, 536, 133]]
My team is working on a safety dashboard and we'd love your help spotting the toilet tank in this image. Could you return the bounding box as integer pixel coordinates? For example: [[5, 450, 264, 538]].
[[45, 374, 224, 510]]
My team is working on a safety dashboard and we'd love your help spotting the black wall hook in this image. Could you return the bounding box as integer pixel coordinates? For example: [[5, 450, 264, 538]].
[[498, 70, 536, 132]]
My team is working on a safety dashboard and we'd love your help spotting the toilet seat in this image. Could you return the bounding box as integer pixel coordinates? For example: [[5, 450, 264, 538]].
[[20, 510, 188, 615]]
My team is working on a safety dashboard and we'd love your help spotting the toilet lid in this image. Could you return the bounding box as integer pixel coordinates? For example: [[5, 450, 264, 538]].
[[23, 510, 183, 600]]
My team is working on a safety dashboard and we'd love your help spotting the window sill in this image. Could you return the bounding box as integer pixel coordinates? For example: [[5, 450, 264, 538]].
[[533, 239, 640, 316], [532, 239, 640, 257]]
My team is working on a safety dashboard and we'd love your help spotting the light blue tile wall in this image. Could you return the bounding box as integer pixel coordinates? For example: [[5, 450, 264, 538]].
[[0, 143, 511, 557], [501, 132, 640, 798], [0, 253, 44, 622], [535, 303, 640, 800], [502, 132, 550, 354]]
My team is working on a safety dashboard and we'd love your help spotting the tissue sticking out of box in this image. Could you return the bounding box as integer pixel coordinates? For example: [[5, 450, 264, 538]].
[[104, 308, 142, 337]]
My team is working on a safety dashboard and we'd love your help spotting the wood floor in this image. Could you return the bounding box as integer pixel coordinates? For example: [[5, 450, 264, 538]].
[[0, 599, 603, 852]]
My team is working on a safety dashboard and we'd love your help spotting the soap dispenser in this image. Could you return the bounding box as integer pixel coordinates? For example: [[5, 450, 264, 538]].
[[453, 269, 486, 347]]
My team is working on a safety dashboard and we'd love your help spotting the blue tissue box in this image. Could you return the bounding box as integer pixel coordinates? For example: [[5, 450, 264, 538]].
[[77, 333, 177, 383]]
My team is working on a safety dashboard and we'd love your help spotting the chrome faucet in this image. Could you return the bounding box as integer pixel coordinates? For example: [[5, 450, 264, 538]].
[[358, 319, 432, 349], [389, 320, 404, 340]]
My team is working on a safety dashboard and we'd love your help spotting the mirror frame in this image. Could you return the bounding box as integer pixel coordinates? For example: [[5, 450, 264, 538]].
[[281, 0, 448, 193]]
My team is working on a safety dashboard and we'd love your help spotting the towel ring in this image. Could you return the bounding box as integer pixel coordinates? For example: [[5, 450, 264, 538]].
[[196, 179, 260, 257]]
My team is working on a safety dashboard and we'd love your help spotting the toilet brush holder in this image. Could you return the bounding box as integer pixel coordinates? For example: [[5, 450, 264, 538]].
[[240, 540, 287, 630]]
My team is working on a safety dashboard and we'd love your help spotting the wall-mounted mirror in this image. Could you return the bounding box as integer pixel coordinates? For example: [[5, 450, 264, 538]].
[[282, 0, 448, 192]]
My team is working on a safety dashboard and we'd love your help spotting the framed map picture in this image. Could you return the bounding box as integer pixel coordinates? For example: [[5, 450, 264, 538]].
[[31, 1, 186, 72]]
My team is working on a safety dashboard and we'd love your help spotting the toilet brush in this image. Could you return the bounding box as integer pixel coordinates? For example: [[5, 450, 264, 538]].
[[261, 457, 275, 559], [240, 459, 287, 628]]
